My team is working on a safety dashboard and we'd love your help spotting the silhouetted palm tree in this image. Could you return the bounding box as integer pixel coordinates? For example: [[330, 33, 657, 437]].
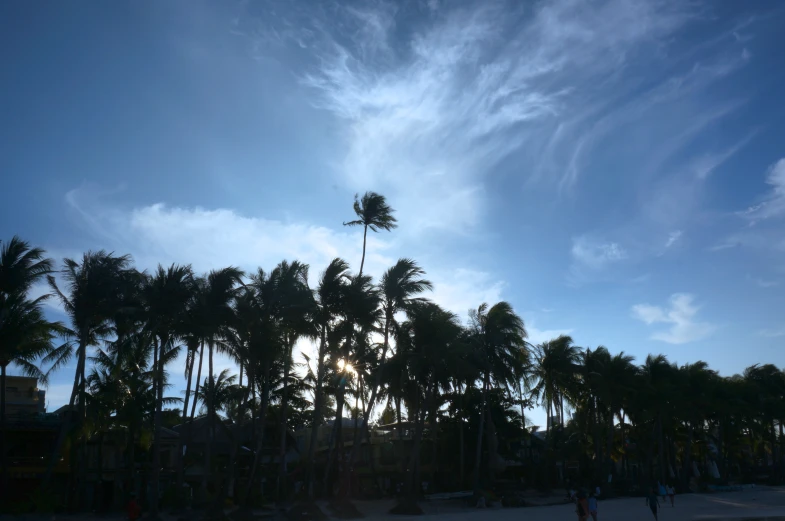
[[467, 301, 527, 495], [305, 258, 350, 498], [343, 191, 398, 276], [142, 263, 195, 516], [44, 250, 134, 506]]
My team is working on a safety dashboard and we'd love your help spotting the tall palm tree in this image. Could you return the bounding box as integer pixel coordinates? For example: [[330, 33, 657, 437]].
[[43, 251, 135, 505], [343, 191, 397, 276], [141, 264, 195, 516], [346, 259, 432, 481], [467, 302, 527, 495], [322, 272, 380, 493], [268, 260, 316, 501], [636, 354, 678, 485], [305, 258, 350, 498], [195, 267, 243, 497], [0, 236, 58, 494], [391, 302, 465, 512], [530, 335, 582, 438], [242, 267, 286, 505], [603, 351, 637, 479]]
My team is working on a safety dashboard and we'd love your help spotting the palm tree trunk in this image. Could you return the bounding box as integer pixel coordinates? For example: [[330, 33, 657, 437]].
[[182, 347, 196, 420], [472, 376, 488, 495], [243, 360, 272, 506], [358, 225, 368, 277], [683, 420, 693, 489], [277, 336, 293, 503], [322, 381, 346, 495], [621, 411, 628, 477], [306, 328, 328, 499], [658, 412, 666, 484], [606, 406, 615, 480], [128, 424, 137, 495], [75, 340, 89, 510], [151, 336, 163, 516], [323, 326, 353, 494], [459, 385, 465, 488], [189, 341, 205, 421], [44, 341, 85, 488], [0, 363, 7, 496], [346, 316, 392, 488], [203, 340, 215, 494], [404, 382, 433, 499], [97, 431, 105, 511]]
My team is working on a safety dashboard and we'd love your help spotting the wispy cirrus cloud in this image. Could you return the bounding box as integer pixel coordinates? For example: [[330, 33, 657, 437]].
[[711, 158, 785, 254], [236, 0, 735, 234], [738, 158, 785, 223], [665, 230, 683, 249], [632, 293, 715, 344], [690, 130, 757, 180], [759, 327, 785, 338]]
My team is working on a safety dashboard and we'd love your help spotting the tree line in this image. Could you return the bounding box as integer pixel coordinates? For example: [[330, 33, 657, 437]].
[[1, 192, 784, 514]]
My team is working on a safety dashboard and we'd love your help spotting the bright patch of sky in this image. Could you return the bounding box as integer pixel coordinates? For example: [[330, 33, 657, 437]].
[[2, 0, 784, 428]]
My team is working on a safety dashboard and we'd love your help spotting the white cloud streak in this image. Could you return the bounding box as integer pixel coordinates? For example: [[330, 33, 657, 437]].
[[665, 230, 683, 249], [248, 0, 708, 232], [738, 158, 785, 222], [632, 293, 715, 344], [759, 327, 785, 338]]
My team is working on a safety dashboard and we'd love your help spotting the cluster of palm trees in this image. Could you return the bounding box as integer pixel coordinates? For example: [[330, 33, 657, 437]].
[[530, 337, 785, 492], [2, 191, 784, 514]]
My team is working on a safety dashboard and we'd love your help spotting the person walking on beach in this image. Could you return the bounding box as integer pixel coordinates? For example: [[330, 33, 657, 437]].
[[646, 488, 660, 520], [126, 493, 141, 521], [575, 491, 589, 521], [666, 484, 675, 507], [587, 492, 598, 521]]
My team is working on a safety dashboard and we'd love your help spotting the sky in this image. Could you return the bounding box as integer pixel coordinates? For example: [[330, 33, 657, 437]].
[[2, 0, 784, 428]]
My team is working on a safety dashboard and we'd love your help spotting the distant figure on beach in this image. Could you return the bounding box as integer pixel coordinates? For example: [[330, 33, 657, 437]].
[[126, 493, 141, 521], [666, 484, 675, 507], [587, 492, 598, 521], [576, 491, 589, 521], [658, 482, 666, 500], [646, 488, 660, 520], [595, 485, 601, 497]]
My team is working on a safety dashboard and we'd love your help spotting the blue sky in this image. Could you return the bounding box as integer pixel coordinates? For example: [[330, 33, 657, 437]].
[[2, 0, 784, 425]]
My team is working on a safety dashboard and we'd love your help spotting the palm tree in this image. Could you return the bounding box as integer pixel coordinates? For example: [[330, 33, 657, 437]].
[[391, 302, 465, 513], [43, 251, 134, 506], [194, 368, 243, 505], [141, 264, 195, 516], [0, 236, 58, 493], [305, 258, 350, 498], [343, 191, 398, 276], [530, 336, 582, 438], [743, 364, 785, 477], [0, 236, 55, 296], [0, 294, 60, 495], [603, 351, 637, 479], [346, 259, 432, 482], [242, 267, 288, 505], [268, 260, 316, 501], [467, 302, 527, 495], [636, 354, 678, 485], [195, 267, 243, 497], [322, 272, 380, 493]]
